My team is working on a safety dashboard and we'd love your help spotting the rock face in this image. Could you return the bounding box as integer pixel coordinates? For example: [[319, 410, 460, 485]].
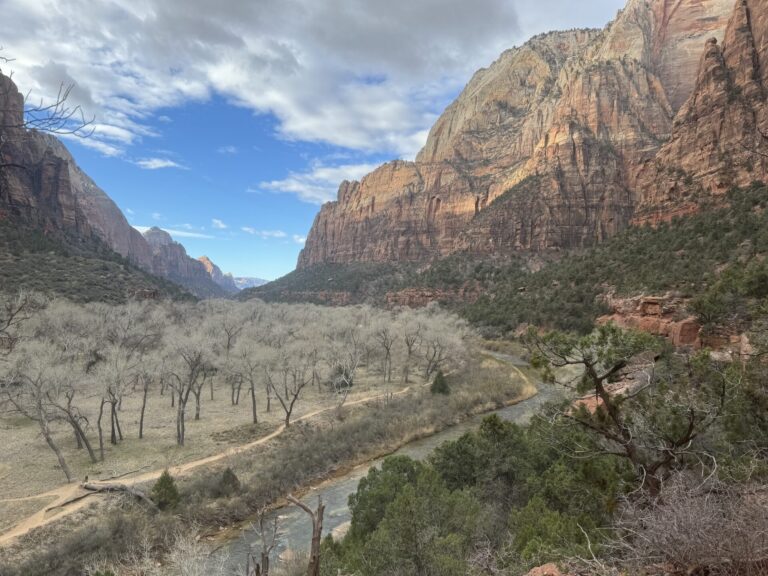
[[299, 0, 763, 269], [597, 293, 703, 348], [634, 0, 768, 222], [0, 72, 230, 299], [142, 229, 226, 298], [198, 256, 239, 294]]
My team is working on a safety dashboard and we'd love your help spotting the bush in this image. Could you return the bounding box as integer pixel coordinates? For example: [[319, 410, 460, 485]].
[[430, 370, 450, 395], [152, 469, 181, 510]]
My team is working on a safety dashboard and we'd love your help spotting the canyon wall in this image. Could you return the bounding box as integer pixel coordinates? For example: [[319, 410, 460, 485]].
[[299, 0, 767, 269]]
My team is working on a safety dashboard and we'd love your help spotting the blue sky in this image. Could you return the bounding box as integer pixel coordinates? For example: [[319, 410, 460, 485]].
[[2, 0, 625, 280]]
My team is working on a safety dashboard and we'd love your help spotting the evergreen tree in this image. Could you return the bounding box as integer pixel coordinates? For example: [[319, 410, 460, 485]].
[[151, 469, 181, 510], [430, 370, 449, 395]]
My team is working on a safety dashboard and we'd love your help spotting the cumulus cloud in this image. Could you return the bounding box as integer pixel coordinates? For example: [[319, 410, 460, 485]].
[[241, 227, 288, 239], [135, 158, 188, 170], [292, 234, 306, 245], [217, 145, 238, 155], [0, 0, 533, 159], [259, 161, 380, 204], [212, 218, 228, 229]]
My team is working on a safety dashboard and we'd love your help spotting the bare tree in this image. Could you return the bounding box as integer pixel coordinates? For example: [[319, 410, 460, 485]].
[[245, 508, 279, 576], [374, 323, 397, 383], [165, 341, 211, 446], [287, 495, 325, 576], [3, 342, 75, 482]]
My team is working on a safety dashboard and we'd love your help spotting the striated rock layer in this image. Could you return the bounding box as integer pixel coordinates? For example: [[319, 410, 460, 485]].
[[0, 73, 228, 298], [299, 0, 768, 269]]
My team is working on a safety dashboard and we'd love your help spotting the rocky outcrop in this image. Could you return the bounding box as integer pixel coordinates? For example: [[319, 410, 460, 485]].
[[143, 229, 226, 298], [198, 256, 239, 294], [299, 0, 748, 270], [385, 285, 481, 308], [598, 294, 703, 348]]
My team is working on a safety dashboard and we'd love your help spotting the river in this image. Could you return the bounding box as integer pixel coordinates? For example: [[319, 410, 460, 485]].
[[215, 352, 561, 571]]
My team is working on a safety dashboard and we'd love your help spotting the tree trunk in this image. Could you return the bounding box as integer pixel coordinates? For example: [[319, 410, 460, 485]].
[[194, 391, 201, 420], [97, 399, 106, 461], [287, 495, 324, 576], [41, 420, 73, 483], [139, 382, 149, 440], [70, 416, 97, 463], [250, 383, 258, 424], [110, 403, 117, 445]]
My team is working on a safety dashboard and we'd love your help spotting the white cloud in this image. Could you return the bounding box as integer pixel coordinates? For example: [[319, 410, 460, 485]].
[[0, 0, 537, 159], [259, 161, 379, 204], [292, 234, 306, 245], [242, 227, 288, 239], [217, 145, 238, 155], [133, 225, 214, 239], [135, 157, 187, 170], [125, 208, 135, 215], [151, 212, 162, 221], [212, 218, 228, 229]]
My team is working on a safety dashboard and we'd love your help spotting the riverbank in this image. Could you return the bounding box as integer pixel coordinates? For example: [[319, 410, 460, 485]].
[[210, 354, 541, 547], [0, 350, 540, 575]]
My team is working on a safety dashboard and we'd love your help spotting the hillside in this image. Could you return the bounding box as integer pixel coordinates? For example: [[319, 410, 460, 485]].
[[298, 0, 767, 269], [0, 72, 229, 299], [247, 183, 768, 334], [0, 219, 192, 303]]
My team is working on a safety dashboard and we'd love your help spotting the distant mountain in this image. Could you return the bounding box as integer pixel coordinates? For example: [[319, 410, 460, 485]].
[[299, 0, 766, 269], [0, 70, 232, 300], [198, 256, 239, 294], [233, 277, 269, 290]]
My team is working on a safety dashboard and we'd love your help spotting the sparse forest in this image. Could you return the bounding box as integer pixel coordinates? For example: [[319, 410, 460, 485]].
[[0, 296, 470, 492]]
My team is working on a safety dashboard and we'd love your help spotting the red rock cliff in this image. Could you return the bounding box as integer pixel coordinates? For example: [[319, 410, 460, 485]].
[[299, 0, 754, 269]]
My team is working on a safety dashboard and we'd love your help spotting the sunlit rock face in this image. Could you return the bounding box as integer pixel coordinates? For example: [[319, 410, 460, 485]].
[[300, 0, 762, 269]]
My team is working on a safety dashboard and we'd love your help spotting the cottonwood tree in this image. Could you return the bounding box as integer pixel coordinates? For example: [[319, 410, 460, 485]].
[[527, 324, 732, 497], [0, 292, 37, 359], [374, 321, 397, 383], [164, 336, 213, 446], [2, 341, 76, 482], [400, 320, 422, 384], [267, 345, 314, 427]]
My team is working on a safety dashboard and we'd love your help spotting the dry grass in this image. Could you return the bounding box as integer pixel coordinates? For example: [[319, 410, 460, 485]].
[[0, 367, 426, 511]]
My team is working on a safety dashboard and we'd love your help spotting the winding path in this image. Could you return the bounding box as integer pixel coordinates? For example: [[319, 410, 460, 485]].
[[0, 382, 421, 546], [0, 352, 538, 546]]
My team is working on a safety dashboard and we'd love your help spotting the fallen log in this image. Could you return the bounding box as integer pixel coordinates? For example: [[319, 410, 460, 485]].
[[45, 482, 158, 513]]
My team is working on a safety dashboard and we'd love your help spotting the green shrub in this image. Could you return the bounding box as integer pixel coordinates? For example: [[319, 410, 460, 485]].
[[430, 370, 450, 395], [151, 469, 181, 510]]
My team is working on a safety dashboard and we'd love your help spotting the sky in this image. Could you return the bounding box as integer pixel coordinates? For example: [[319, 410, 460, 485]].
[[0, 0, 625, 280]]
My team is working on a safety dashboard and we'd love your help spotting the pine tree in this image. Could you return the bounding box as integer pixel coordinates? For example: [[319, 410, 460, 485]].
[[151, 469, 181, 510], [431, 370, 450, 395]]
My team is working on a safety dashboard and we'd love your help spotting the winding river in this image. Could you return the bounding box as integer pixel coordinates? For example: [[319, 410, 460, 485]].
[[216, 352, 561, 570]]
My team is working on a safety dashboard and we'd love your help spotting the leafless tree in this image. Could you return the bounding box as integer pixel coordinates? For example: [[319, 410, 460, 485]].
[[165, 340, 211, 446], [2, 341, 75, 482], [287, 495, 325, 576], [245, 508, 279, 576]]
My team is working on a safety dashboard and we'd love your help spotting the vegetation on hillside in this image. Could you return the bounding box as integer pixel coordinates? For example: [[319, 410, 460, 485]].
[[0, 220, 191, 303], [247, 184, 768, 335]]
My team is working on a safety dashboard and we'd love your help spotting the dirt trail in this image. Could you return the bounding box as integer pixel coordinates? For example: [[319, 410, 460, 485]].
[[0, 383, 417, 546], [0, 352, 536, 547]]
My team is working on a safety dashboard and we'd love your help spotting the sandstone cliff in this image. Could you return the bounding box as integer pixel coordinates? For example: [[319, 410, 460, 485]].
[[142, 229, 226, 298], [0, 72, 230, 299], [199, 256, 239, 294], [634, 0, 768, 222], [299, 0, 757, 269]]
